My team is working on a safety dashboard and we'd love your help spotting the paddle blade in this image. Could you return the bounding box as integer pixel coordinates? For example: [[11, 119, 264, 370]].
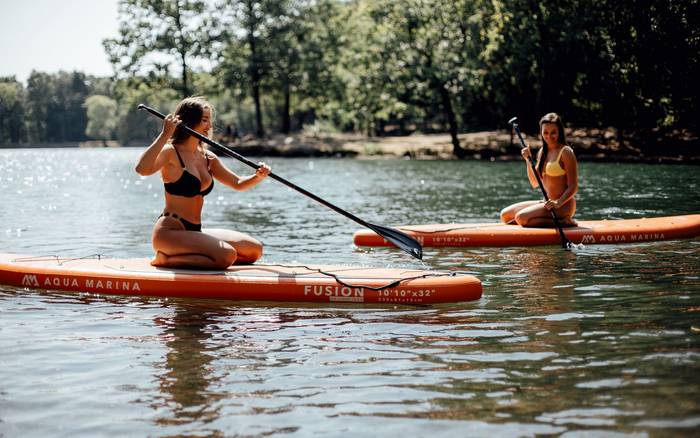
[[367, 223, 423, 260]]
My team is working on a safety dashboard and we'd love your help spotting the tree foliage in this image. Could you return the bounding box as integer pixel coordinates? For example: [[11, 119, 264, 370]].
[[23, 71, 91, 143], [3, 0, 698, 155], [0, 77, 26, 144], [103, 0, 217, 97], [85, 95, 119, 143]]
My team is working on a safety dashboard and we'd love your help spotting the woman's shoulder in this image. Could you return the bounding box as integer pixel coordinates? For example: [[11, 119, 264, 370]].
[[561, 144, 576, 155], [561, 144, 577, 161], [159, 143, 180, 164]]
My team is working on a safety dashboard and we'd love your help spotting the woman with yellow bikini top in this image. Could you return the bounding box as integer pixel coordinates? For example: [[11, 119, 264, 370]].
[[500, 112, 578, 228]]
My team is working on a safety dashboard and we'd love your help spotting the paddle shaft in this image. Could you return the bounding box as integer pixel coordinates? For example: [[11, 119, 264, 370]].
[[510, 121, 572, 249], [138, 104, 423, 258]]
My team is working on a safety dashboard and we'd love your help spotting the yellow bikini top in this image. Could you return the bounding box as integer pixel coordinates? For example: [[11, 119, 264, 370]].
[[545, 148, 566, 177]]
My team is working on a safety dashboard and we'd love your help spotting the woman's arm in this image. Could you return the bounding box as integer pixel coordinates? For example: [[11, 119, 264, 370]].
[[209, 156, 271, 191], [522, 147, 540, 188], [556, 147, 578, 205], [135, 114, 179, 176], [545, 146, 578, 209]]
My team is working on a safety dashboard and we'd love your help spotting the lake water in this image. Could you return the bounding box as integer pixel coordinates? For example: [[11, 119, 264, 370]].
[[1, 147, 699, 437]]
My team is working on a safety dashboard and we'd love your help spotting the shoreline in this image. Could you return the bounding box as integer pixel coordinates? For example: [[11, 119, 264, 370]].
[[224, 129, 699, 164], [3, 129, 698, 164]]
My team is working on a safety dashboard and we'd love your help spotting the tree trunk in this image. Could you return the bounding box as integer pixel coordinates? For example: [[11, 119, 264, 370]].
[[437, 82, 466, 158], [248, 37, 264, 138], [251, 80, 264, 138], [173, 3, 190, 98], [282, 79, 291, 134], [180, 51, 190, 98], [245, 0, 264, 138]]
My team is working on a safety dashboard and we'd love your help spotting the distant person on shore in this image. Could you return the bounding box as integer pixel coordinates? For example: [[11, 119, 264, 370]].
[[500, 112, 578, 227], [135, 96, 271, 269]]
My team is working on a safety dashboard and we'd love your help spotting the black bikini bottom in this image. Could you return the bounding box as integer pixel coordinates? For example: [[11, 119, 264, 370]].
[[160, 212, 202, 232]]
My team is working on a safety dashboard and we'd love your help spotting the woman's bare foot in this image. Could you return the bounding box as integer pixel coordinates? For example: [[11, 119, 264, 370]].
[[151, 251, 168, 267]]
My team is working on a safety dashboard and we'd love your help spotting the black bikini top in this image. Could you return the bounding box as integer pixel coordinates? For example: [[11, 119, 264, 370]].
[[163, 146, 214, 197]]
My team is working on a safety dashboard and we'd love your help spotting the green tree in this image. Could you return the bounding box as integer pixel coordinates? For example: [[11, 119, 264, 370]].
[[0, 77, 27, 144], [478, 0, 698, 145], [51, 72, 91, 142], [291, 0, 346, 130], [112, 80, 180, 145], [335, 0, 490, 156], [218, 0, 282, 137], [331, 0, 404, 135], [24, 71, 90, 143], [574, 0, 699, 145], [84, 95, 119, 145], [25, 71, 52, 143], [263, 0, 306, 134], [104, 0, 216, 98], [255, 0, 342, 134]]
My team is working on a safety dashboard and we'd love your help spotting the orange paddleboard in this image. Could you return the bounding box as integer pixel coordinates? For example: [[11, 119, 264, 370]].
[[353, 214, 700, 248], [0, 253, 481, 304]]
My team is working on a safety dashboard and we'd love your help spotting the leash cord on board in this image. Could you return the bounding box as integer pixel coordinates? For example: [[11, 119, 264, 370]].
[[11, 256, 462, 292], [397, 223, 511, 234], [12, 254, 104, 265], [262, 263, 458, 291]]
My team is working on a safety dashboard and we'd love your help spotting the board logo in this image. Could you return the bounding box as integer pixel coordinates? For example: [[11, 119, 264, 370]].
[[303, 285, 364, 302], [581, 235, 596, 244], [21, 274, 40, 287]]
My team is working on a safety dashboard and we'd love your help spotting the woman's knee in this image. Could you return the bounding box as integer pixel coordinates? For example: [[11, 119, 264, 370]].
[[250, 243, 263, 262], [514, 210, 531, 226], [500, 207, 511, 223], [213, 244, 237, 268], [235, 241, 263, 264]]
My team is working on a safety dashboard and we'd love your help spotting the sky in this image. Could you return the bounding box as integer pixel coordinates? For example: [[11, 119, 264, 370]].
[[0, 0, 120, 83]]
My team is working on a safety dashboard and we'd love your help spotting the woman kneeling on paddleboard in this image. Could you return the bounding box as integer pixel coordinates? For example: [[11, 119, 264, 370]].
[[135, 96, 271, 269], [501, 113, 578, 227]]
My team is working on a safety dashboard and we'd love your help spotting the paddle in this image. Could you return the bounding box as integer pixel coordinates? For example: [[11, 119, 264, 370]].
[[138, 104, 423, 260], [508, 116, 573, 250]]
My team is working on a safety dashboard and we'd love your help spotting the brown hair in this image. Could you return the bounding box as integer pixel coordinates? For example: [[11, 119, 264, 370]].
[[170, 96, 213, 144], [536, 112, 567, 176]]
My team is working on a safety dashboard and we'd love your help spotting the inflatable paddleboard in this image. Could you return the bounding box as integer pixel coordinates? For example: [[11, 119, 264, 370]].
[[0, 253, 482, 304], [353, 214, 700, 248]]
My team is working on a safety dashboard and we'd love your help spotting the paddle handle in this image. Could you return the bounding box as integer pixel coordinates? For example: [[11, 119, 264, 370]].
[[510, 120, 572, 249]]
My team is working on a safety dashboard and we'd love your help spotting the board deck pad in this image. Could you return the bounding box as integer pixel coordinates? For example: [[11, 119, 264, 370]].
[[0, 254, 482, 304], [353, 215, 700, 247]]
